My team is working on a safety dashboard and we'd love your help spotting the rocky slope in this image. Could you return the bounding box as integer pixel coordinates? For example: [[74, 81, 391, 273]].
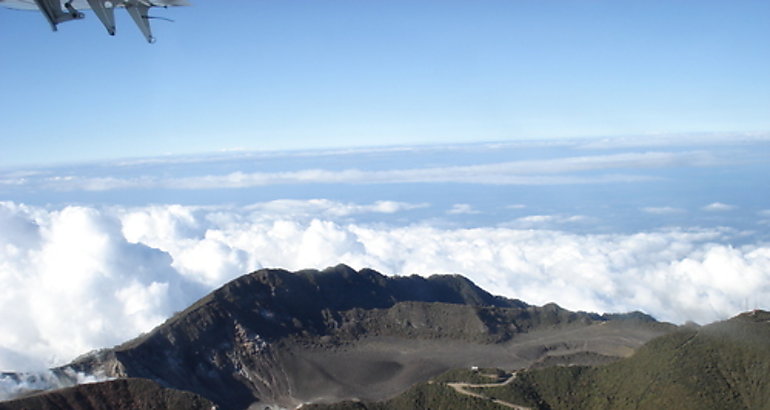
[[51, 264, 671, 409]]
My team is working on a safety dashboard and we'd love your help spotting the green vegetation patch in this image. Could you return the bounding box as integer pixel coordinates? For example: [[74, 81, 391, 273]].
[[469, 314, 770, 410], [432, 367, 510, 384]]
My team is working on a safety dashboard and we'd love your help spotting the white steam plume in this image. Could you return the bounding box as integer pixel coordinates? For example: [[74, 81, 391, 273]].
[[0, 368, 107, 401]]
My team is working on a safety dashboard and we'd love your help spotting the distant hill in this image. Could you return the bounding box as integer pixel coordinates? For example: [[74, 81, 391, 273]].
[[0, 378, 215, 410], [312, 310, 770, 410], [3, 265, 674, 409]]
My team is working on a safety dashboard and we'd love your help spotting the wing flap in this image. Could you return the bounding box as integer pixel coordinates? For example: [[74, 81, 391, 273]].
[[124, 0, 154, 43], [85, 0, 116, 35]]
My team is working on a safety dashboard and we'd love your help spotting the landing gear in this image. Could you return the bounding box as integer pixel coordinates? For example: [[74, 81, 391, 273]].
[[64, 1, 85, 19], [33, 0, 85, 31]]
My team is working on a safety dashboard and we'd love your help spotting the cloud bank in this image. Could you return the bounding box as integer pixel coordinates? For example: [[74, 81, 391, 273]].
[[1, 200, 769, 375], [703, 202, 736, 212], [641, 206, 686, 215], [1, 150, 722, 192]]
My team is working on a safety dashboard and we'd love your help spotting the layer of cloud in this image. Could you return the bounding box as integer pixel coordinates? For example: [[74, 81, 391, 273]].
[[641, 206, 687, 215], [505, 214, 591, 229], [575, 132, 770, 150], [0, 150, 724, 193], [759, 210, 770, 225], [703, 202, 736, 212], [447, 204, 480, 215], [243, 199, 429, 218], [1, 200, 769, 375]]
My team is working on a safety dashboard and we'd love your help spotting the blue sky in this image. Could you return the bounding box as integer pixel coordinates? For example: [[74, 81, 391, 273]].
[[1, 0, 769, 166]]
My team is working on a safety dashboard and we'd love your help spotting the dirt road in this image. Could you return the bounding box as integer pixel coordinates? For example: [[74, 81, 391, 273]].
[[446, 373, 531, 410]]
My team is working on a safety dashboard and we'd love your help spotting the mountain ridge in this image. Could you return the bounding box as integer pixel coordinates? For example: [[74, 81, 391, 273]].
[[3, 265, 674, 409]]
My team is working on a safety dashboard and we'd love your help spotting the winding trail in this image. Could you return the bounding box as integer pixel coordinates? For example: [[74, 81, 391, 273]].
[[445, 373, 531, 410]]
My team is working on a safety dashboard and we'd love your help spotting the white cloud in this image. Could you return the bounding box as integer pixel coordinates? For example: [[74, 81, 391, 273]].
[[0, 179, 27, 186], [575, 132, 770, 151], [759, 210, 770, 226], [702, 202, 736, 212], [1, 200, 769, 375], [448, 204, 480, 215], [641, 206, 686, 215], [244, 199, 428, 218], [20, 150, 723, 192], [506, 214, 590, 229], [44, 168, 650, 192], [0, 203, 203, 372]]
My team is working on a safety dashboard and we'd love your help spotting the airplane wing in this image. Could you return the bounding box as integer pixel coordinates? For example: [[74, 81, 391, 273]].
[[0, 0, 190, 43]]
